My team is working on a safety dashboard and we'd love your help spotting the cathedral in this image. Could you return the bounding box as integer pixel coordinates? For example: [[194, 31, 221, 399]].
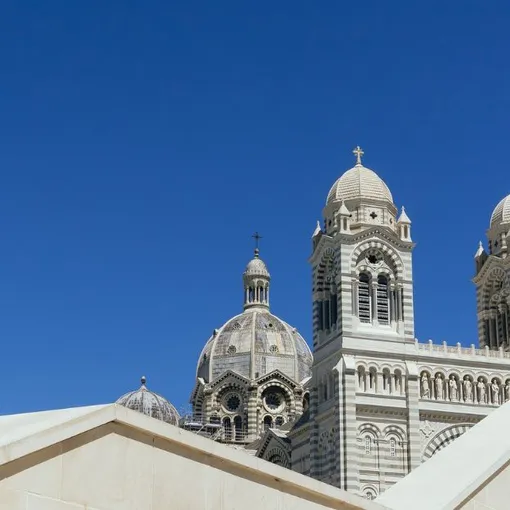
[[116, 147, 510, 501]]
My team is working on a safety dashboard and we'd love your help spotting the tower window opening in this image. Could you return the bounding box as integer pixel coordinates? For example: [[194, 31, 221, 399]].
[[234, 416, 243, 441], [358, 273, 371, 323], [377, 275, 390, 325], [317, 301, 324, 331], [263, 415, 273, 431], [223, 417, 232, 440]]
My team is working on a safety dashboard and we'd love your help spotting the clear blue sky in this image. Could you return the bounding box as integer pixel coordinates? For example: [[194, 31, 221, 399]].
[[1, 1, 508, 414]]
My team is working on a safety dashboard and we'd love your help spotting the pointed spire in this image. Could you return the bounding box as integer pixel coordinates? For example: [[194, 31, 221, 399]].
[[353, 145, 364, 166], [312, 220, 321, 238], [475, 241, 485, 258], [397, 206, 411, 224]]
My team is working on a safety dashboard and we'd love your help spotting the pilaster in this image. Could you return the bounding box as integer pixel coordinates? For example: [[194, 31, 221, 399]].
[[405, 361, 421, 471], [336, 355, 359, 492], [246, 386, 259, 440]]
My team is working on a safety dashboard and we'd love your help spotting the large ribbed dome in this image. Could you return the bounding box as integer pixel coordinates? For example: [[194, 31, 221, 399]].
[[116, 377, 180, 425], [490, 195, 510, 228], [326, 165, 393, 205], [197, 309, 312, 384]]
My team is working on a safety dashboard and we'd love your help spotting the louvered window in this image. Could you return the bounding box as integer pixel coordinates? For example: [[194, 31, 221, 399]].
[[377, 275, 389, 325], [358, 273, 371, 323], [330, 292, 338, 326]]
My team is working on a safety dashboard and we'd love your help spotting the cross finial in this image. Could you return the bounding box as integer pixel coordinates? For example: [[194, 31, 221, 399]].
[[252, 232, 262, 257], [353, 145, 364, 165]]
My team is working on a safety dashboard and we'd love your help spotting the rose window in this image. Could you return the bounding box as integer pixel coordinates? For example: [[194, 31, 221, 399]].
[[263, 388, 285, 413], [223, 393, 241, 412]]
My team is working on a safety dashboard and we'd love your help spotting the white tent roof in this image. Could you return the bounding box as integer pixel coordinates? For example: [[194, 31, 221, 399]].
[[378, 401, 510, 510], [0, 403, 388, 510]]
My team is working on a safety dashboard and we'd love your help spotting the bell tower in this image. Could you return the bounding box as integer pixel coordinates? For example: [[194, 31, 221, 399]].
[[307, 148, 416, 491]]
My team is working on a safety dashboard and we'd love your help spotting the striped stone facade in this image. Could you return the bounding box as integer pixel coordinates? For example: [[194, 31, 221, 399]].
[[287, 156, 510, 500], [253, 157, 510, 501]]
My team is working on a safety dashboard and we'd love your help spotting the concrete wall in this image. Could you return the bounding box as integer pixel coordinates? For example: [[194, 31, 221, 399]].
[[0, 419, 385, 510]]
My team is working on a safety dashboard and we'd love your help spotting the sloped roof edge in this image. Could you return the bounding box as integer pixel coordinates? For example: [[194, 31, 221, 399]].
[[0, 403, 389, 510], [377, 401, 510, 510]]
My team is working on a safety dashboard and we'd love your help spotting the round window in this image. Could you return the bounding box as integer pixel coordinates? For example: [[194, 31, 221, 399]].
[[263, 388, 285, 413], [222, 392, 241, 412], [365, 249, 383, 266]]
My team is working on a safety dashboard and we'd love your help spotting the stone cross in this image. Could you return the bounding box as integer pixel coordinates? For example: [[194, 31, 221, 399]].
[[252, 232, 262, 250], [353, 146, 364, 165]]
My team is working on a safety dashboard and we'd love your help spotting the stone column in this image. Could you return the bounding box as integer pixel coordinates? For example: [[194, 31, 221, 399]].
[[389, 284, 395, 323], [352, 279, 359, 317], [246, 386, 259, 441], [405, 362, 421, 472], [309, 383, 320, 479], [335, 356, 359, 492], [372, 282, 378, 323]]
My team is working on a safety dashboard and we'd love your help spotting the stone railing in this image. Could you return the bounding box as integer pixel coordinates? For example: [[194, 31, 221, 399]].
[[415, 339, 510, 360]]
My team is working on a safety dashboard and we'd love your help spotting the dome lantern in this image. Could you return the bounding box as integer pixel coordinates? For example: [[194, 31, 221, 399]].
[[243, 232, 270, 310]]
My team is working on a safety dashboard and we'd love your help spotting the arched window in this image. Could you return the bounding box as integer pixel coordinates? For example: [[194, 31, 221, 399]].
[[263, 415, 273, 431], [275, 416, 284, 427], [382, 368, 391, 394], [377, 275, 390, 324], [389, 438, 396, 457], [369, 368, 377, 392], [234, 416, 243, 441], [317, 301, 324, 331], [223, 417, 232, 441], [394, 369, 403, 395], [330, 284, 338, 327], [364, 435, 372, 455], [358, 273, 371, 323], [358, 366, 367, 392]]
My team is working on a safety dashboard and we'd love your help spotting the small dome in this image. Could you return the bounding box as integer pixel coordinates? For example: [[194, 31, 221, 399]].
[[326, 165, 393, 205], [116, 376, 180, 425], [490, 195, 510, 228], [197, 309, 312, 384], [244, 249, 270, 278]]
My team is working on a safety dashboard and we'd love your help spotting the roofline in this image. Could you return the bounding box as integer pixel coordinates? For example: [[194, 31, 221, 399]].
[[0, 403, 388, 510]]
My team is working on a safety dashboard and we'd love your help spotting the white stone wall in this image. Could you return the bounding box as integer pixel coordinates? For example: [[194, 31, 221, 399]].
[[0, 419, 385, 510]]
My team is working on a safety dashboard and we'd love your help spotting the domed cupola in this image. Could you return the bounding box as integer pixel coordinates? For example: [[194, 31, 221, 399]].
[[323, 146, 398, 235], [196, 244, 312, 383], [191, 240, 313, 443], [116, 376, 180, 425], [488, 194, 510, 257]]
